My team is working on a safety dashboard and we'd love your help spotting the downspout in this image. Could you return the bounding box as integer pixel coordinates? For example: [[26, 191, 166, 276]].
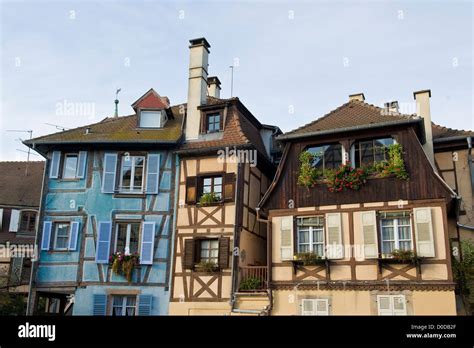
[[167, 154, 180, 294], [256, 207, 272, 315], [26, 147, 48, 315]]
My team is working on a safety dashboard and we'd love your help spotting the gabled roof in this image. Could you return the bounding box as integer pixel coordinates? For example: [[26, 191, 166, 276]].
[[24, 104, 184, 147], [131, 88, 170, 111], [279, 100, 422, 141], [0, 161, 44, 208]]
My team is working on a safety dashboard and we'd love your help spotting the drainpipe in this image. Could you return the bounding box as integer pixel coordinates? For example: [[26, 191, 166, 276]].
[[456, 137, 474, 232], [26, 148, 48, 315], [256, 207, 273, 315], [167, 154, 181, 293]]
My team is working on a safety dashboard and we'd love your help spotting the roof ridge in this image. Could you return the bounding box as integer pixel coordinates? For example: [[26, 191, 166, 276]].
[[432, 122, 473, 133]]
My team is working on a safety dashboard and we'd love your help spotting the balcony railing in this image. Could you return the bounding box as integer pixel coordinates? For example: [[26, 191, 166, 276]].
[[238, 266, 268, 291]]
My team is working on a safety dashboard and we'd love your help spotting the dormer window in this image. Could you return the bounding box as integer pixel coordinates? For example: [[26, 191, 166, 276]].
[[139, 110, 165, 128], [205, 112, 222, 133], [352, 138, 394, 167]]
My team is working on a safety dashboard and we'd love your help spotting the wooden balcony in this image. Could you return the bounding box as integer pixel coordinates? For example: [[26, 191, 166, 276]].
[[238, 266, 268, 292]]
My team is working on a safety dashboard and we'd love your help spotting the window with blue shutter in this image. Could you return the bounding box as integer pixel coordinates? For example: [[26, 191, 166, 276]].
[[49, 151, 61, 179], [76, 151, 88, 179], [138, 295, 153, 316], [95, 221, 112, 263], [92, 294, 107, 316], [145, 154, 160, 194], [102, 153, 117, 193], [68, 221, 80, 251], [140, 222, 156, 265], [41, 221, 52, 251]]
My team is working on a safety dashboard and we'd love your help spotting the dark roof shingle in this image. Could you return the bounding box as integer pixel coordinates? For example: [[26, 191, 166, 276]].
[[0, 161, 44, 208]]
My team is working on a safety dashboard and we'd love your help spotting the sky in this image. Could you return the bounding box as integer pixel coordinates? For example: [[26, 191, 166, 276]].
[[0, 0, 472, 161]]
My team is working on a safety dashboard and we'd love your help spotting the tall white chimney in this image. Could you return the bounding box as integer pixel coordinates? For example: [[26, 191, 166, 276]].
[[186, 38, 210, 141], [207, 76, 221, 98], [414, 89, 434, 164]]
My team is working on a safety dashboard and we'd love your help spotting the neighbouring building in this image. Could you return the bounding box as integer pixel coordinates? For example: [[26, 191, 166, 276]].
[[24, 89, 183, 315], [168, 38, 280, 315], [257, 91, 460, 315], [0, 161, 44, 298]]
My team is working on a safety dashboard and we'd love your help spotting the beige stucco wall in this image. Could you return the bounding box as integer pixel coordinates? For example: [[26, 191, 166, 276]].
[[271, 289, 456, 315]]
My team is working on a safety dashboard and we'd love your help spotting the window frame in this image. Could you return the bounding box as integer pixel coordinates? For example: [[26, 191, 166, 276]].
[[307, 143, 343, 171], [53, 222, 71, 251], [19, 210, 37, 233], [296, 216, 325, 256], [119, 155, 146, 193], [198, 174, 223, 202], [197, 238, 219, 264], [114, 221, 141, 255], [377, 294, 407, 315], [139, 109, 164, 128], [111, 295, 137, 316], [379, 211, 413, 257], [352, 137, 395, 167], [62, 153, 79, 179], [204, 111, 223, 134]]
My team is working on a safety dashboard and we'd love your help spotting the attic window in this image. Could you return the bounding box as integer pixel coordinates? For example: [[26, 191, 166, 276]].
[[140, 110, 164, 128]]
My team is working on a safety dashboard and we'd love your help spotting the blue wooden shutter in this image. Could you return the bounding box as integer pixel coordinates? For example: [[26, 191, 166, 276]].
[[76, 151, 88, 179], [140, 222, 156, 265], [95, 221, 112, 263], [49, 151, 61, 179], [138, 295, 153, 316], [101, 153, 117, 193], [41, 221, 52, 251], [146, 154, 160, 194], [68, 221, 80, 251], [92, 294, 107, 316]]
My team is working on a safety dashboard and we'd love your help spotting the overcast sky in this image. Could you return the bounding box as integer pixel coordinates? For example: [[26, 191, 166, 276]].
[[1, 0, 472, 161]]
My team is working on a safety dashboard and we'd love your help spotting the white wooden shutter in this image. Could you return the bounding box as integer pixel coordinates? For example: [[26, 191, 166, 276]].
[[392, 295, 407, 315], [301, 299, 316, 315], [326, 213, 343, 259], [280, 216, 293, 261], [9, 209, 20, 232], [49, 151, 61, 179], [361, 211, 378, 259], [76, 151, 88, 179], [377, 295, 393, 315], [413, 208, 435, 257], [101, 153, 117, 193], [315, 299, 329, 315], [0, 208, 3, 230]]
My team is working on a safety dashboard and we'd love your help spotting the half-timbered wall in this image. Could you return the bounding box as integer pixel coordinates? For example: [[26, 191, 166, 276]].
[[33, 149, 174, 315]]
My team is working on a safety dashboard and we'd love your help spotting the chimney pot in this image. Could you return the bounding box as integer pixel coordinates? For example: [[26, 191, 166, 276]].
[[384, 101, 399, 113], [349, 93, 365, 102]]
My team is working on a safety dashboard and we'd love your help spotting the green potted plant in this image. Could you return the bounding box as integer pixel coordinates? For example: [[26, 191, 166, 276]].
[[388, 249, 418, 263], [109, 252, 140, 282], [195, 260, 219, 272], [239, 277, 262, 291], [199, 192, 221, 206], [293, 252, 326, 265]]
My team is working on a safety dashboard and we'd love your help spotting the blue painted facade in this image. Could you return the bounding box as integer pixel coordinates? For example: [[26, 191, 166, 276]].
[[32, 148, 175, 315]]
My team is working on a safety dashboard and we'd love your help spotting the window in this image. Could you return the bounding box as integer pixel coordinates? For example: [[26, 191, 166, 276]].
[[297, 217, 325, 256], [112, 295, 136, 316], [120, 155, 145, 193], [200, 176, 223, 200], [205, 112, 221, 133], [353, 138, 394, 167], [198, 239, 219, 264], [301, 298, 329, 316], [54, 223, 70, 250], [377, 295, 407, 315], [307, 144, 343, 170], [380, 212, 412, 256], [63, 154, 78, 179], [19, 211, 37, 233], [115, 222, 140, 255], [140, 110, 163, 128]]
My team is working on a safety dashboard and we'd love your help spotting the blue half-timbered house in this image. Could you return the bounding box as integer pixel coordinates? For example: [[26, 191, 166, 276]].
[[24, 89, 183, 315]]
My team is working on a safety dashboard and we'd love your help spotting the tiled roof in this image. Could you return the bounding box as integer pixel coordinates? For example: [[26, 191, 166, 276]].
[[24, 105, 184, 145], [281, 100, 418, 139], [179, 98, 270, 160], [0, 161, 44, 207], [432, 123, 474, 140]]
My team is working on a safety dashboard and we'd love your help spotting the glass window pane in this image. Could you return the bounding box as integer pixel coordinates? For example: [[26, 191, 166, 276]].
[[398, 225, 411, 240], [382, 241, 394, 254], [382, 226, 394, 241], [63, 155, 78, 178], [214, 177, 222, 185], [203, 178, 212, 186], [116, 224, 127, 253], [299, 230, 309, 243]]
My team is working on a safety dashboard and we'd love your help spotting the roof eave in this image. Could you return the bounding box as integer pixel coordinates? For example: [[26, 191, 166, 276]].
[[277, 118, 423, 142]]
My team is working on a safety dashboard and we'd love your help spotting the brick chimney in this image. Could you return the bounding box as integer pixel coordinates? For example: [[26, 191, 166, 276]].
[[186, 38, 210, 141], [413, 89, 434, 164]]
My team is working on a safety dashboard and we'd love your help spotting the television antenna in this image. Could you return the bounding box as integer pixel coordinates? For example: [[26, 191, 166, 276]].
[[6, 129, 33, 175]]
